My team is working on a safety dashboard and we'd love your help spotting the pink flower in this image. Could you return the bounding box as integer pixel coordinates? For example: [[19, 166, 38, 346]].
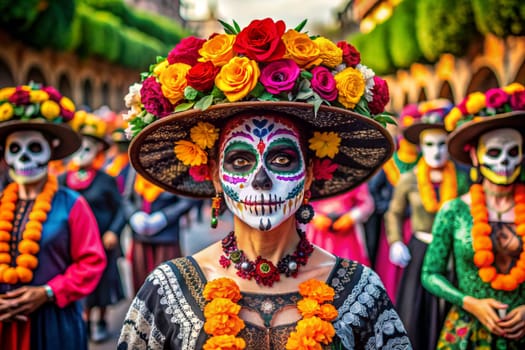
[[8, 87, 30, 105], [140, 77, 173, 117], [456, 97, 468, 115], [234, 18, 286, 62], [189, 164, 211, 182], [260, 59, 300, 94], [311, 66, 337, 101], [368, 76, 390, 114], [485, 88, 508, 109], [313, 158, 338, 181], [337, 41, 360, 67], [60, 106, 75, 121], [510, 90, 525, 110], [42, 86, 62, 102], [167, 36, 206, 66], [456, 326, 468, 338]]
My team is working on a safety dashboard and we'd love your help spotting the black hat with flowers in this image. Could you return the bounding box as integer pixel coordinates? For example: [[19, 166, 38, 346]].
[[0, 83, 81, 159], [70, 110, 111, 150], [125, 18, 394, 199], [446, 83, 525, 165], [402, 98, 454, 145]]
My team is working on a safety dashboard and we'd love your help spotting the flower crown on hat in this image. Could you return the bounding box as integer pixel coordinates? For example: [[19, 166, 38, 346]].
[[444, 83, 525, 132], [70, 110, 108, 140], [417, 98, 453, 124], [0, 83, 76, 123], [124, 18, 391, 183]]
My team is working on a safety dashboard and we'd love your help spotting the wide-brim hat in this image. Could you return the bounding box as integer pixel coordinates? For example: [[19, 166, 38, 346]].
[[402, 99, 453, 144], [403, 122, 446, 144], [0, 119, 81, 160], [129, 101, 394, 199], [447, 111, 525, 165], [82, 133, 111, 151]]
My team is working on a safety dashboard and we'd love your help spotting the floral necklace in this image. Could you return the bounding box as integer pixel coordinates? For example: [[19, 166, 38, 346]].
[[202, 277, 338, 350], [219, 230, 314, 287], [105, 153, 129, 177], [416, 158, 457, 213], [0, 176, 58, 284], [470, 183, 525, 291], [134, 174, 164, 203]]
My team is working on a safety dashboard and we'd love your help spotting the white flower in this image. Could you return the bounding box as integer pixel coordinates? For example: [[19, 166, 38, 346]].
[[124, 83, 142, 109], [357, 64, 375, 102]]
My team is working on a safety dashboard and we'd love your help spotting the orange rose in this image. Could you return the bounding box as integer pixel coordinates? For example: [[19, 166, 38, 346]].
[[334, 67, 365, 109], [203, 335, 246, 350], [314, 37, 342, 69], [215, 57, 260, 102], [282, 29, 322, 69], [198, 34, 236, 67], [159, 63, 191, 105], [203, 277, 242, 302]]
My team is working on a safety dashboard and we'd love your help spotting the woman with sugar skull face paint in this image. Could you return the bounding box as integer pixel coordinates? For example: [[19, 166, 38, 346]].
[[0, 84, 106, 350], [422, 84, 525, 349], [118, 18, 412, 349], [384, 99, 471, 350]]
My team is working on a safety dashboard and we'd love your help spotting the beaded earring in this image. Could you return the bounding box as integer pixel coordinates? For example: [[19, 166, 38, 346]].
[[210, 192, 222, 228], [295, 190, 315, 224], [470, 166, 482, 184]]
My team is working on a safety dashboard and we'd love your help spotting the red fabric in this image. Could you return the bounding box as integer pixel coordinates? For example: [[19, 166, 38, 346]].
[[46, 196, 107, 308], [0, 319, 31, 350]]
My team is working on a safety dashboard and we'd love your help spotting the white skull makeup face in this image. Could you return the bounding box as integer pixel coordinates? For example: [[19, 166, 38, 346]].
[[420, 129, 449, 168], [71, 136, 101, 168], [477, 128, 522, 185], [5, 130, 51, 184], [219, 115, 306, 231]]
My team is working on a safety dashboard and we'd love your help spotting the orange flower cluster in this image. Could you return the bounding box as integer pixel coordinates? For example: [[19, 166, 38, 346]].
[[417, 158, 458, 213], [202, 278, 246, 350], [0, 176, 58, 284], [286, 279, 338, 350], [470, 184, 525, 291]]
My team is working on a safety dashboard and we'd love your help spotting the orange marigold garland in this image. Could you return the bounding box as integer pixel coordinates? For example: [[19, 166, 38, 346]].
[[0, 176, 58, 284], [470, 184, 525, 291], [417, 158, 457, 213]]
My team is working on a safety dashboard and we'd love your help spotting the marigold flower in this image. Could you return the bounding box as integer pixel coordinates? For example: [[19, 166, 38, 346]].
[[295, 317, 335, 344], [297, 298, 320, 318], [15, 266, 33, 283], [0, 103, 13, 122], [204, 313, 245, 336], [318, 303, 338, 321], [198, 34, 236, 67], [282, 29, 322, 69], [298, 279, 335, 303], [203, 335, 246, 350], [203, 277, 242, 302], [204, 298, 242, 318], [16, 254, 39, 269], [285, 332, 322, 350], [308, 132, 341, 159], [159, 63, 191, 105], [314, 37, 342, 69], [190, 122, 220, 149], [215, 56, 260, 102], [41, 100, 61, 120], [174, 140, 208, 166], [334, 67, 365, 109], [18, 240, 40, 255]]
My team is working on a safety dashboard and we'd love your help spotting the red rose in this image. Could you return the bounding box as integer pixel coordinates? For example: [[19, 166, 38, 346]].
[[42, 86, 62, 102], [189, 164, 211, 182], [337, 41, 360, 67], [8, 87, 30, 105], [313, 158, 338, 181], [167, 36, 206, 66], [485, 88, 508, 109], [140, 77, 173, 117], [233, 18, 286, 62], [510, 90, 525, 110], [368, 76, 390, 114], [186, 61, 220, 92]]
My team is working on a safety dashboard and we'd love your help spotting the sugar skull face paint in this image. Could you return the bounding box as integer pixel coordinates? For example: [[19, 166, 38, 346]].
[[5, 130, 51, 184], [477, 128, 522, 185], [219, 115, 306, 231], [71, 136, 101, 169], [420, 129, 449, 168]]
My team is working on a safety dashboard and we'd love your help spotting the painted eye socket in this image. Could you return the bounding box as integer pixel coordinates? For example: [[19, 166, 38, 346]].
[[424, 142, 434, 147], [224, 151, 256, 172], [266, 148, 299, 172], [29, 142, 43, 153], [487, 148, 501, 158], [508, 146, 520, 157], [8, 142, 21, 154]]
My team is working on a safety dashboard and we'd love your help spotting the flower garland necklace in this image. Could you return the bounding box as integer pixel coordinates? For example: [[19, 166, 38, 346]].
[[0, 176, 58, 284], [202, 277, 338, 350], [134, 174, 164, 203], [219, 230, 314, 287], [416, 158, 457, 213], [470, 183, 525, 291]]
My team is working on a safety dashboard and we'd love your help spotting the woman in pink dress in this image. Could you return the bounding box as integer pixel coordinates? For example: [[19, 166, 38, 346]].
[[307, 183, 374, 266]]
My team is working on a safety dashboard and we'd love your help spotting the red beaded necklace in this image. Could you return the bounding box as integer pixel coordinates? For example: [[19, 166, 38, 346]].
[[219, 229, 314, 287]]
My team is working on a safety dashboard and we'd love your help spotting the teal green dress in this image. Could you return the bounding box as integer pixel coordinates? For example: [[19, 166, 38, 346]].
[[422, 198, 525, 349]]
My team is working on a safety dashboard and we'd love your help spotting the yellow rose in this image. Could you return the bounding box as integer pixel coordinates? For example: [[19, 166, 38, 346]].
[[0, 87, 16, 101], [60, 96, 75, 112], [29, 90, 50, 103], [159, 63, 191, 105], [444, 107, 462, 132], [198, 34, 236, 67], [314, 37, 342, 68], [153, 59, 169, 77], [282, 29, 322, 69], [334, 67, 365, 109], [502, 82, 524, 94], [40, 100, 60, 120], [215, 56, 260, 102], [0, 103, 14, 121], [465, 92, 486, 115], [70, 110, 87, 131]]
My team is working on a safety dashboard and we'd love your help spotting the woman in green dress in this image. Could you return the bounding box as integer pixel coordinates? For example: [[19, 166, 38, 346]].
[[422, 84, 525, 349]]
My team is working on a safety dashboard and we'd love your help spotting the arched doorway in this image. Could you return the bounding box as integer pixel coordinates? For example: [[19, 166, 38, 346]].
[[0, 58, 15, 86], [58, 74, 73, 99], [82, 79, 93, 110], [467, 67, 498, 93], [25, 66, 47, 85], [438, 81, 454, 101]]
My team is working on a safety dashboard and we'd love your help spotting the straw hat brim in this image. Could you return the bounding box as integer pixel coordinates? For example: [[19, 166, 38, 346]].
[[447, 111, 525, 165], [0, 119, 81, 160], [129, 101, 394, 199], [403, 123, 446, 144]]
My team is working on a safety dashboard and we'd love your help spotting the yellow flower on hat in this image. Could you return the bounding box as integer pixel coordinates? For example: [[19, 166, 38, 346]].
[[314, 36, 342, 69], [174, 140, 208, 166], [190, 122, 219, 149], [0, 87, 16, 101], [153, 59, 169, 77], [198, 34, 236, 67], [282, 29, 322, 69], [59, 96, 75, 112], [0, 103, 14, 121], [308, 131, 341, 159], [465, 91, 486, 115], [502, 82, 525, 94], [335, 67, 365, 109], [215, 56, 260, 102], [444, 107, 462, 132], [41, 100, 61, 120], [29, 90, 49, 103], [159, 62, 191, 105]]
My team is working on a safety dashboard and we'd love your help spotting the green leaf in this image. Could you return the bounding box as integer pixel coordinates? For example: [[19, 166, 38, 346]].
[[250, 82, 266, 98], [294, 19, 308, 32], [259, 91, 279, 101], [296, 90, 314, 100], [233, 20, 241, 33], [156, 55, 166, 63], [184, 86, 199, 100], [194, 95, 213, 110], [300, 70, 313, 80], [211, 86, 225, 99], [373, 114, 396, 127], [218, 19, 237, 34], [175, 102, 194, 112]]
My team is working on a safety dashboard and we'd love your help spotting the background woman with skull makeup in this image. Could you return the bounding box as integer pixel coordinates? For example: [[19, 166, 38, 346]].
[[117, 18, 411, 349], [59, 110, 126, 343], [0, 84, 106, 350], [422, 83, 525, 348], [384, 99, 471, 350]]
